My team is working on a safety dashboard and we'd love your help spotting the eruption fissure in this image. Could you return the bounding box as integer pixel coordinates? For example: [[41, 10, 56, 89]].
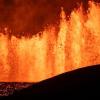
[[0, 1, 100, 82]]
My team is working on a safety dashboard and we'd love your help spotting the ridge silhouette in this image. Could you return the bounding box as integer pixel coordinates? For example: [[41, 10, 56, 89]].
[[11, 64, 100, 97]]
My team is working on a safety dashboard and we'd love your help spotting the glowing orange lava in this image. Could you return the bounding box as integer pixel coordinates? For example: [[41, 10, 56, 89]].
[[0, 1, 100, 82]]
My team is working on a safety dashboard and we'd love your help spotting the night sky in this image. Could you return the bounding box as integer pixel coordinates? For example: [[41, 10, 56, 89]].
[[0, 0, 99, 36]]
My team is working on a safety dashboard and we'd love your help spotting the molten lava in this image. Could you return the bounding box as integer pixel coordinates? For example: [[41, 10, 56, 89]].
[[0, 1, 100, 82]]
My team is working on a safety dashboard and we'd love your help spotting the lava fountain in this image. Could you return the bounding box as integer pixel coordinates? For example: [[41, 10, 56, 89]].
[[0, 1, 100, 82]]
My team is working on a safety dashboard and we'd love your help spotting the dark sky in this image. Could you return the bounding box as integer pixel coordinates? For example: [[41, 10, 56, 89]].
[[0, 0, 99, 36]]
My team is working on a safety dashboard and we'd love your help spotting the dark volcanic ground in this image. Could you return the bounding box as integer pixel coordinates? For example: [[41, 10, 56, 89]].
[[0, 64, 100, 97], [8, 64, 100, 97], [0, 83, 33, 96]]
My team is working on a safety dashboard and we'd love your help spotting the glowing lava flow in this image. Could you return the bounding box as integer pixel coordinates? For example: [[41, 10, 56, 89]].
[[0, 1, 100, 82]]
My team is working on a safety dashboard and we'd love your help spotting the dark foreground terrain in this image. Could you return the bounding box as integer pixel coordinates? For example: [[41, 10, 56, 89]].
[[8, 64, 100, 98], [0, 83, 33, 96]]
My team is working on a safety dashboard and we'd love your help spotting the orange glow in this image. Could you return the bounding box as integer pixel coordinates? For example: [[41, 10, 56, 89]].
[[0, 1, 100, 82]]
